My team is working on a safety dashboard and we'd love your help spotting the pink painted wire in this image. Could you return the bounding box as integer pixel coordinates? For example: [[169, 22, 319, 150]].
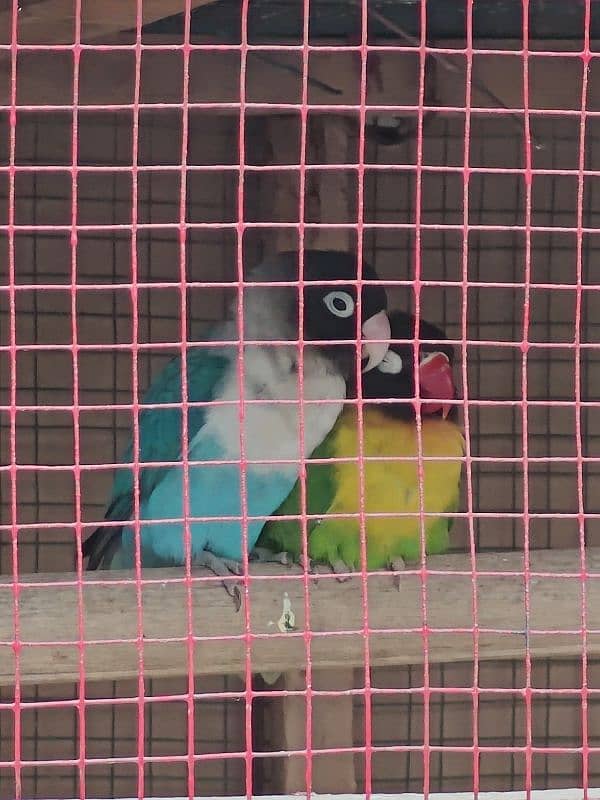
[[521, 0, 534, 793], [462, 1, 481, 794], [235, 2, 254, 797], [3, 101, 600, 114], [296, 0, 312, 794], [2, 219, 600, 233], [68, 0, 88, 796], [0, 41, 595, 58], [355, 0, 373, 795], [411, 1, 431, 794], [576, 2, 592, 797], [130, 0, 145, 796], [8, 0, 21, 796]]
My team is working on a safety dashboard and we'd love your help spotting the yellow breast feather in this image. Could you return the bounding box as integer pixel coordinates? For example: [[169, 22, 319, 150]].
[[308, 407, 465, 569]]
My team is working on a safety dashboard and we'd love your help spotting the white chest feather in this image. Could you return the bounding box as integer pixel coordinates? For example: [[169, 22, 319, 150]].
[[190, 346, 345, 466]]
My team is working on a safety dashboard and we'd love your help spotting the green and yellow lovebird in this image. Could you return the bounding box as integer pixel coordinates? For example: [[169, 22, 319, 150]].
[[255, 310, 464, 574]]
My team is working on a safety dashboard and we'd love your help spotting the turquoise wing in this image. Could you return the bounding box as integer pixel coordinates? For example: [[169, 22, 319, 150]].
[[83, 348, 229, 568]]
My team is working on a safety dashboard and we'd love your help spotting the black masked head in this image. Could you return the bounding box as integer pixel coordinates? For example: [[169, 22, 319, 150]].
[[357, 309, 458, 421], [274, 250, 391, 377]]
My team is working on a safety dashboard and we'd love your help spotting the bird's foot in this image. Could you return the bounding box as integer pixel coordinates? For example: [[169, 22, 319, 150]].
[[307, 559, 354, 585], [249, 547, 290, 566], [297, 553, 324, 587], [194, 550, 243, 612], [330, 559, 354, 582], [298, 553, 313, 571], [389, 557, 406, 591], [285, 555, 355, 586]]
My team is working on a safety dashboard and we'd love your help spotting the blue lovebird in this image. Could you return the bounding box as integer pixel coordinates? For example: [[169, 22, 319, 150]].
[[83, 250, 391, 607]]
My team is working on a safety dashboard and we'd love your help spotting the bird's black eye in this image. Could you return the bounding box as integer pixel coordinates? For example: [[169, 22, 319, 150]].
[[323, 290, 355, 318]]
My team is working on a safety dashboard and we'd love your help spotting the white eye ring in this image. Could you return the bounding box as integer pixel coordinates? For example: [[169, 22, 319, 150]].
[[323, 291, 355, 318], [378, 350, 403, 374]]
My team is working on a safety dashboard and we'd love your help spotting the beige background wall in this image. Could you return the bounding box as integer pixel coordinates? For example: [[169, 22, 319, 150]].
[[1, 40, 599, 797]]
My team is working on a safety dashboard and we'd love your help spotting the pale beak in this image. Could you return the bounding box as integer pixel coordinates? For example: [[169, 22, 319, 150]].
[[361, 310, 391, 372], [418, 351, 455, 418]]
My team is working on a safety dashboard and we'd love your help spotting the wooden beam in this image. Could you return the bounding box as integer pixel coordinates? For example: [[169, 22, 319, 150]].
[[0, 38, 420, 111], [266, 668, 357, 793], [0, 547, 597, 686], [2, 34, 590, 114], [257, 112, 357, 795], [0, 0, 219, 45], [310, 114, 355, 251], [259, 115, 355, 252], [261, 114, 303, 254]]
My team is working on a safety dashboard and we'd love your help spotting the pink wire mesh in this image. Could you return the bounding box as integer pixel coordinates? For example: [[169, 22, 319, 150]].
[[1, 0, 599, 797]]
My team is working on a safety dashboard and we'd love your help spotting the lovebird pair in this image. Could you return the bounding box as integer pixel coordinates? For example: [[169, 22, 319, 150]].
[[84, 249, 464, 606], [83, 250, 392, 606], [257, 310, 464, 576]]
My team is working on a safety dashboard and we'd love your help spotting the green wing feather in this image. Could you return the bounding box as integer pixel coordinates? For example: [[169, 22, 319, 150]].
[[257, 423, 339, 560]]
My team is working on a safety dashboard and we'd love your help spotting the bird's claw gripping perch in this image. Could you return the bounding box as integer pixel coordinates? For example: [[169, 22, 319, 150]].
[[331, 559, 354, 582], [389, 557, 406, 591], [195, 550, 243, 612], [298, 553, 325, 586], [306, 558, 354, 585]]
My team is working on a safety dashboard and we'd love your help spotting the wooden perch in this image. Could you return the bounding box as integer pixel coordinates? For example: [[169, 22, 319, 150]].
[[0, 547, 598, 687]]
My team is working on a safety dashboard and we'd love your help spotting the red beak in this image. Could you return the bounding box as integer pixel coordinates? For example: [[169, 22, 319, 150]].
[[418, 352, 455, 418]]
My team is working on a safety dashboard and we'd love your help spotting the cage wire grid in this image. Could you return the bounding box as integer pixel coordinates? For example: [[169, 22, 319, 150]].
[[2, 0, 600, 797]]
